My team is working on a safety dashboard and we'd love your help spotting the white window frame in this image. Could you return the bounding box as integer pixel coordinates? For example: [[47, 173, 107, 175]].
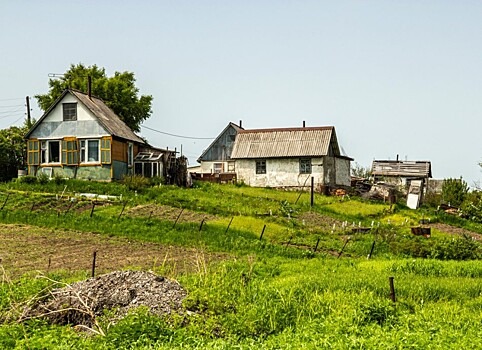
[[128, 143, 134, 168], [80, 139, 100, 163], [40, 140, 61, 164]]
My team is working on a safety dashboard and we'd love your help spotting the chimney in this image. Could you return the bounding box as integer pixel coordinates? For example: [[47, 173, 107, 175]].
[[303, 120, 306, 128], [396, 154, 399, 162], [88, 75, 92, 99], [239, 120, 242, 128]]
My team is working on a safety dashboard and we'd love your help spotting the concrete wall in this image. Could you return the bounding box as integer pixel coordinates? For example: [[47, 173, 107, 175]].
[[235, 158, 324, 188], [335, 158, 351, 187]]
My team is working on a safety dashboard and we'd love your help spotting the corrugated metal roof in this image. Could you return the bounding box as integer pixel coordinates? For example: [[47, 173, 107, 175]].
[[371, 160, 432, 178], [231, 126, 340, 159]]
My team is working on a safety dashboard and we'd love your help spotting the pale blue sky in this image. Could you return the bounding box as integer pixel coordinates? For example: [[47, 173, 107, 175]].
[[1, 1, 481, 186]]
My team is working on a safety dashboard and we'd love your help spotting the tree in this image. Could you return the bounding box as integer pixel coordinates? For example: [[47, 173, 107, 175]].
[[0, 122, 30, 181], [351, 162, 371, 179], [441, 177, 469, 207], [35, 63, 153, 132]]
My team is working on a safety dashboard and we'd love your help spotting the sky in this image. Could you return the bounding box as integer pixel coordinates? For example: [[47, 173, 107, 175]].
[[1, 1, 481, 186]]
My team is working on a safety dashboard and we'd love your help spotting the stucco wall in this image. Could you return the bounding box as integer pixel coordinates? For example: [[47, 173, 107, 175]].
[[335, 158, 351, 187], [235, 158, 324, 188]]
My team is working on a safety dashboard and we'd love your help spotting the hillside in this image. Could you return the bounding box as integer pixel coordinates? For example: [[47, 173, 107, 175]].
[[1, 179, 482, 349]]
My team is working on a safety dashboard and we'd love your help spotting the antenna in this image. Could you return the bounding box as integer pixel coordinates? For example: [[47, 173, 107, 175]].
[[48, 73, 65, 78]]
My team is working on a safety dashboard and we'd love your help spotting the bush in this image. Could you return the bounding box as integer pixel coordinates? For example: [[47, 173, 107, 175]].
[[37, 173, 49, 184], [430, 234, 481, 260], [18, 175, 37, 184], [122, 174, 150, 192], [442, 178, 468, 207]]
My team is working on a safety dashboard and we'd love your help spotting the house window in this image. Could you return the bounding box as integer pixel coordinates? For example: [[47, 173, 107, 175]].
[[256, 160, 266, 174], [227, 161, 235, 172], [228, 134, 236, 142], [128, 143, 134, 167], [80, 140, 100, 163], [40, 140, 60, 164], [213, 163, 223, 173], [299, 158, 312, 174], [63, 103, 77, 121]]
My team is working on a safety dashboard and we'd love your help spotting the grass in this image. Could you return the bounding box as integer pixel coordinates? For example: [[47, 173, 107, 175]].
[[1, 180, 482, 348]]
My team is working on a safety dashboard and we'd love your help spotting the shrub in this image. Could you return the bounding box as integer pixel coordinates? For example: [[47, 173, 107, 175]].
[[37, 173, 49, 184], [122, 174, 150, 192], [18, 175, 37, 184], [442, 178, 468, 207], [430, 234, 481, 260]]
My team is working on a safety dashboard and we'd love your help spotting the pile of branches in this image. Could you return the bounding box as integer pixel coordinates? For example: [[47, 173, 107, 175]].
[[17, 270, 187, 334]]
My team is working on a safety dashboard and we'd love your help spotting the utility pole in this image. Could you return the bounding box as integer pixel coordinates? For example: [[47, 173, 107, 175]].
[[25, 96, 31, 128]]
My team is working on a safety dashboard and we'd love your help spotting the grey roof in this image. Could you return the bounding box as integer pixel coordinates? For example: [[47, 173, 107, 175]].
[[371, 160, 432, 178], [230, 126, 352, 159], [26, 89, 145, 144]]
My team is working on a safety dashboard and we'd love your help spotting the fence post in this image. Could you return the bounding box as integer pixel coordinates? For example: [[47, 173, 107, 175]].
[[259, 225, 266, 240], [90, 202, 96, 218], [199, 218, 205, 231], [91, 251, 97, 278], [1, 193, 10, 210], [367, 240, 376, 259], [310, 177, 314, 207], [285, 236, 293, 249], [338, 237, 351, 258], [118, 201, 127, 220], [389, 276, 396, 302], [173, 209, 184, 228], [313, 237, 320, 253], [225, 217, 234, 234]]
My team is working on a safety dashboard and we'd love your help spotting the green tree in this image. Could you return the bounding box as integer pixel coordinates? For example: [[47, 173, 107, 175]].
[[0, 122, 30, 181], [35, 63, 153, 132], [441, 177, 469, 207]]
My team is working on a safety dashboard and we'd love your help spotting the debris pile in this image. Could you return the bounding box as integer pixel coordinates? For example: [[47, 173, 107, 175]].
[[20, 270, 187, 328]]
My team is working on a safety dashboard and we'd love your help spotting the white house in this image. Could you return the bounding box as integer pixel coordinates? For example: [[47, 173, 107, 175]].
[[230, 126, 352, 190]]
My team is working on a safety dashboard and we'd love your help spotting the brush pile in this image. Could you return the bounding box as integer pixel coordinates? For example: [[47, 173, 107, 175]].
[[19, 270, 187, 328]]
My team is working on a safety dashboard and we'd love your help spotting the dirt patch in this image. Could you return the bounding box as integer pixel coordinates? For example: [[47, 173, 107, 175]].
[[429, 223, 482, 240], [298, 212, 343, 231], [126, 204, 217, 223], [20, 270, 187, 330], [0, 224, 227, 279]]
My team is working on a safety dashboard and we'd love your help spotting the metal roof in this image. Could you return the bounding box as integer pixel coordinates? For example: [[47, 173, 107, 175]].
[[26, 89, 145, 144], [230, 126, 350, 159], [371, 160, 432, 178], [70, 90, 145, 144]]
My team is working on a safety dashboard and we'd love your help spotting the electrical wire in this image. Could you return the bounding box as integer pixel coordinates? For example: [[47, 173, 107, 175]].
[[0, 104, 24, 109], [141, 125, 214, 140]]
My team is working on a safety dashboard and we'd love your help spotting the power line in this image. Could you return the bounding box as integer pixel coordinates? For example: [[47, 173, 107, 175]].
[[141, 125, 214, 140], [0, 104, 24, 109], [0, 97, 24, 102]]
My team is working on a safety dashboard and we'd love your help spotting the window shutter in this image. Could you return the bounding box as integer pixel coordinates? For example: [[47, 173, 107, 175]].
[[62, 138, 79, 165], [27, 140, 39, 165], [101, 137, 111, 164]]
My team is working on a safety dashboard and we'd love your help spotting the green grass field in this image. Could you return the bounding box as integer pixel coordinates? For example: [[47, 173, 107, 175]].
[[1, 180, 482, 349]]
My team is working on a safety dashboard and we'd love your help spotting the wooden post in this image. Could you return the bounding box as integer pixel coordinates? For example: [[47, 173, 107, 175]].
[[65, 201, 74, 215], [310, 177, 314, 207], [338, 238, 350, 258], [259, 225, 266, 240], [148, 210, 153, 221], [199, 218, 205, 231], [91, 251, 97, 278], [367, 240, 376, 259], [389, 276, 396, 302], [285, 236, 293, 249], [1, 193, 10, 210], [118, 201, 127, 220], [313, 237, 320, 253], [90, 202, 96, 218], [30, 202, 35, 212], [173, 209, 184, 228], [225, 217, 234, 234]]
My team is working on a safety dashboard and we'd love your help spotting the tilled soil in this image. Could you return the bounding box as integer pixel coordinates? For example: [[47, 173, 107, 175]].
[[0, 224, 226, 279]]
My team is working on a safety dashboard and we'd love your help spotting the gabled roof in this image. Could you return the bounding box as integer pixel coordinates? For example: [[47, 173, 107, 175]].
[[26, 89, 145, 144], [197, 122, 243, 163], [371, 160, 432, 178], [230, 126, 352, 159]]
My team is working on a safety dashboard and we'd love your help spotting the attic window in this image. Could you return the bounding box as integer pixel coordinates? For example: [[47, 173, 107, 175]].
[[63, 103, 77, 121]]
